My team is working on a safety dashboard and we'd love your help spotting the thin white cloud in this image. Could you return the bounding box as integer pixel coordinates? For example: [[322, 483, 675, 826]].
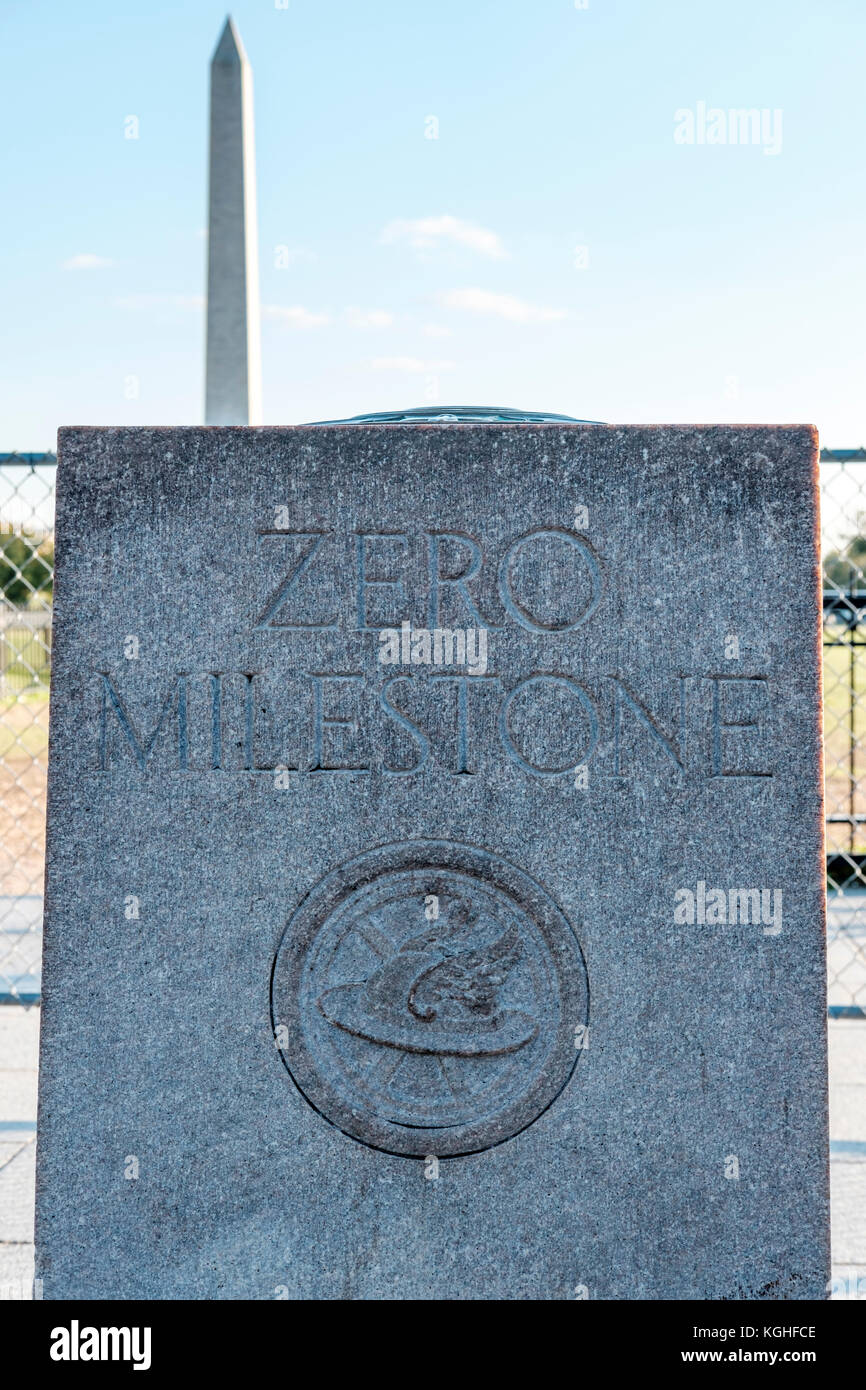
[[380, 215, 508, 260], [63, 253, 114, 270], [273, 245, 317, 266], [114, 293, 204, 311], [439, 288, 566, 323], [345, 307, 395, 329], [262, 304, 330, 328], [370, 357, 456, 374], [423, 322, 452, 338]]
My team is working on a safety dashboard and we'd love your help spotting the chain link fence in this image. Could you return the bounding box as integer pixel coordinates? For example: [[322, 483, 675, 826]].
[[1, 451, 865, 1012], [0, 456, 54, 1006], [821, 450, 866, 1017]]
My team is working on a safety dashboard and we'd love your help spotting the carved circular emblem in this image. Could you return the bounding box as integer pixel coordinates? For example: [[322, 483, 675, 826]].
[[271, 841, 589, 1157]]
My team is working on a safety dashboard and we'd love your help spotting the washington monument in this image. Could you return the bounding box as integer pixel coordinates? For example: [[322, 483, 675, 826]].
[[205, 17, 262, 425]]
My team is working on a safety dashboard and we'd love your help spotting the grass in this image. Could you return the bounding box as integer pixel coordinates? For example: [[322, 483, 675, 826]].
[[823, 632, 866, 854]]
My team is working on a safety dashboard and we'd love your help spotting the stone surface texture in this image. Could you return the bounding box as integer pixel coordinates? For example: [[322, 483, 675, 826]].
[[36, 423, 828, 1299]]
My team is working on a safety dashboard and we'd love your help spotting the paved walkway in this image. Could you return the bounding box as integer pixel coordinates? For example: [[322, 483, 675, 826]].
[[828, 1018, 866, 1296], [0, 1005, 38, 1298], [1, 1006, 864, 1299]]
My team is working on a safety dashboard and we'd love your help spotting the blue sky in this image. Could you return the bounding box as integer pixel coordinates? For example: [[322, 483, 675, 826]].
[[2, 0, 864, 445]]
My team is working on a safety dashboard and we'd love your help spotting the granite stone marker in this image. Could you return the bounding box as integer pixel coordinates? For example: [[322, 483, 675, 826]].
[[36, 422, 829, 1299]]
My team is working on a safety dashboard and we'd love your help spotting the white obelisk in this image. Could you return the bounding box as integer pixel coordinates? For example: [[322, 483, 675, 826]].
[[205, 16, 262, 425]]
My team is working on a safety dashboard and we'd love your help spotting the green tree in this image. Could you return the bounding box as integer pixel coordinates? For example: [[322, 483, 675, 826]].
[[0, 532, 54, 606]]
